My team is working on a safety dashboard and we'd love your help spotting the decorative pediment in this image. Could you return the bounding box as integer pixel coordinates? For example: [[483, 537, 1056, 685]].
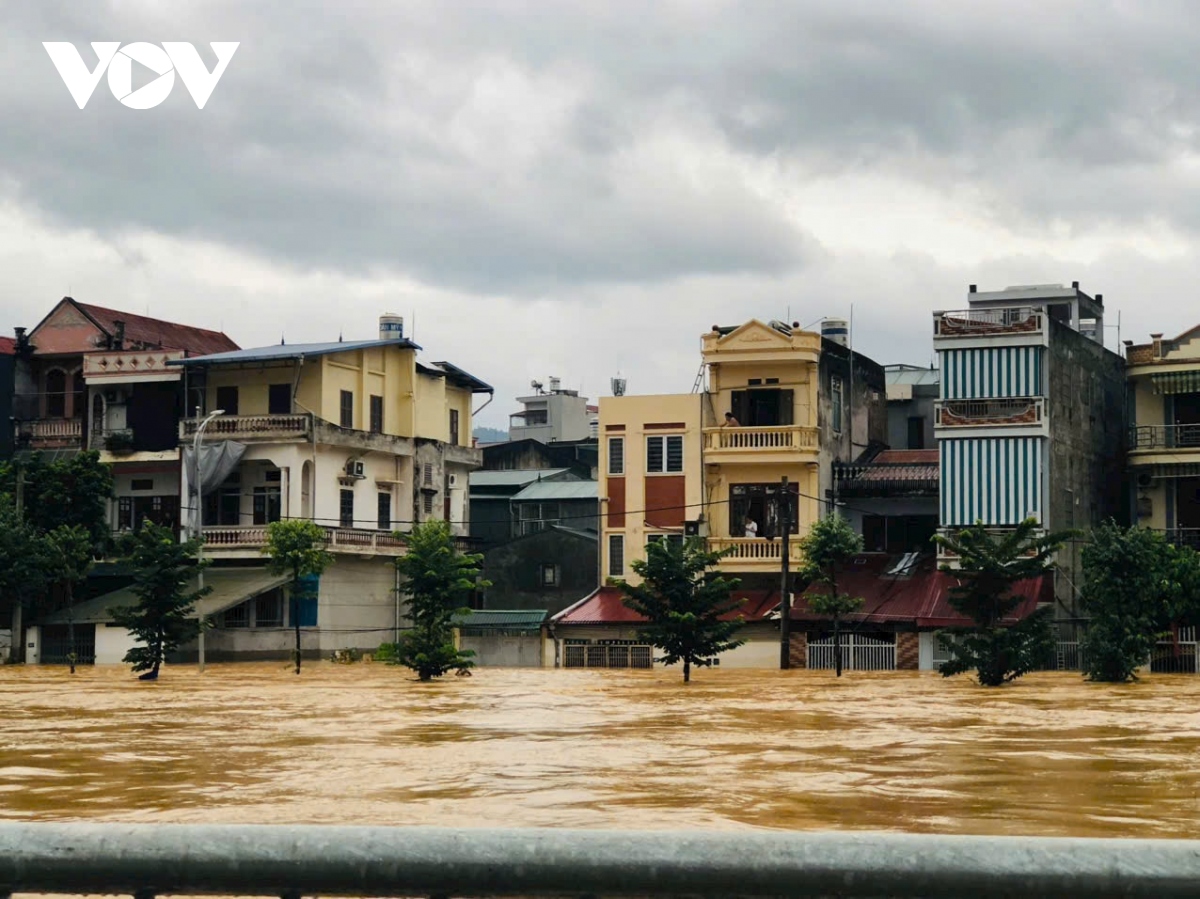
[[715, 320, 791, 350]]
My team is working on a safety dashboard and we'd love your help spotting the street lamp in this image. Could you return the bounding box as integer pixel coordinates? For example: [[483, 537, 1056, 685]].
[[191, 408, 224, 673]]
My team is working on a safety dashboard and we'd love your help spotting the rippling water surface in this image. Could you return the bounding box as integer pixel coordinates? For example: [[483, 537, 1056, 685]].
[[3, 663, 1200, 836]]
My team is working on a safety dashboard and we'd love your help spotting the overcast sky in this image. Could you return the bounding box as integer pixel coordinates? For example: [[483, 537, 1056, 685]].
[[3, 1, 1199, 429]]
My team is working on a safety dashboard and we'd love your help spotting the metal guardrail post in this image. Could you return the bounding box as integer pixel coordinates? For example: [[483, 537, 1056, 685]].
[[3, 824, 1200, 898]]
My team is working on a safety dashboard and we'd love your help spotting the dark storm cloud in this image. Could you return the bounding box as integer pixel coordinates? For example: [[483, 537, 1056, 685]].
[[3, 0, 1200, 293]]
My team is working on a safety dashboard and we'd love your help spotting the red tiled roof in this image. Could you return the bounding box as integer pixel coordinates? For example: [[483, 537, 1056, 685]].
[[874, 449, 938, 465], [794, 553, 1050, 627], [553, 586, 779, 625], [75, 302, 239, 355], [0, 336, 15, 355]]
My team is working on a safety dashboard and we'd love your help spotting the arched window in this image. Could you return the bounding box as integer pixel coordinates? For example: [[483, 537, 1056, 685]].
[[45, 369, 66, 418], [72, 371, 86, 419]]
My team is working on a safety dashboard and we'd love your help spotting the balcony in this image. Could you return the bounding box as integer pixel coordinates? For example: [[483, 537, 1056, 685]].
[[201, 525, 408, 557], [14, 418, 83, 451], [702, 425, 819, 465], [935, 397, 1045, 431], [707, 537, 805, 571], [1157, 529, 1200, 551], [1130, 424, 1200, 454], [181, 414, 312, 442], [833, 461, 939, 498], [933, 307, 1045, 340]]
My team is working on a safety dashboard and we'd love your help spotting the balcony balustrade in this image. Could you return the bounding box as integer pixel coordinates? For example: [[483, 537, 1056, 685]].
[[934, 307, 1045, 338], [1130, 424, 1200, 452], [702, 425, 818, 460], [180, 414, 312, 441], [935, 397, 1045, 429]]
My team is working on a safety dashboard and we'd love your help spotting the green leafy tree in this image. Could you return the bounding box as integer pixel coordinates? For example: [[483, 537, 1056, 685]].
[[618, 537, 745, 683], [0, 504, 54, 663], [45, 525, 96, 674], [1078, 522, 1183, 682], [263, 520, 335, 674], [0, 452, 114, 555], [392, 520, 486, 681], [798, 513, 864, 677], [109, 523, 210, 680], [932, 518, 1077, 687]]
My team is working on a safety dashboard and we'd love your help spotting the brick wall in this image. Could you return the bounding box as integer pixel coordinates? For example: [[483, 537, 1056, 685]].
[[789, 631, 807, 669], [896, 632, 919, 670]]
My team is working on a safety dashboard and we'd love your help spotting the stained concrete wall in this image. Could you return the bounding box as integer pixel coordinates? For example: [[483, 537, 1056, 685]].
[[460, 633, 543, 667], [818, 340, 888, 509], [1045, 321, 1128, 627]]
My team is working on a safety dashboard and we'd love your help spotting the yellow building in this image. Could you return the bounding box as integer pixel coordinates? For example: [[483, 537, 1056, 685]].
[[599, 319, 886, 584], [166, 314, 492, 660], [1126, 327, 1200, 548]]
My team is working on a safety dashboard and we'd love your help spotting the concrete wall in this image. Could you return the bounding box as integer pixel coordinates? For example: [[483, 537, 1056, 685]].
[[886, 387, 938, 450], [510, 392, 592, 444], [95, 623, 140, 664], [460, 633, 543, 667], [818, 340, 888, 507], [1045, 320, 1128, 624], [481, 527, 598, 615]]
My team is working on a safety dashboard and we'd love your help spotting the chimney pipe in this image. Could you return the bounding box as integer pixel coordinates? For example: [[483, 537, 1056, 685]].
[[113, 320, 126, 351], [1095, 293, 1103, 304], [968, 284, 977, 293], [1072, 281, 1079, 289], [1151, 333, 1164, 359]]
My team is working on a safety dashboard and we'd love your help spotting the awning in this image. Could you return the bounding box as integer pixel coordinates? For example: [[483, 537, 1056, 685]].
[[453, 609, 547, 635], [37, 567, 290, 625], [1152, 371, 1200, 395]]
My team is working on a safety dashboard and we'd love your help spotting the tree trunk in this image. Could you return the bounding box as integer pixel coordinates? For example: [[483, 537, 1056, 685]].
[[66, 582, 76, 675], [833, 614, 842, 678], [292, 575, 302, 676], [683, 658, 691, 683]]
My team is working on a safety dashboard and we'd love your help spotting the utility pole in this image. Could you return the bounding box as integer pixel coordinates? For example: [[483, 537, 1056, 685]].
[[12, 465, 24, 664], [779, 475, 792, 670]]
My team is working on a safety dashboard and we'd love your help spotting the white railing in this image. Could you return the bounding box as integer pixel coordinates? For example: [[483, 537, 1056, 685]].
[[703, 425, 818, 453], [83, 349, 183, 378], [935, 397, 1044, 428], [934, 307, 1044, 337], [180, 414, 311, 440], [807, 633, 897, 671], [563, 644, 654, 669], [200, 525, 407, 556], [707, 537, 805, 565], [17, 418, 83, 442]]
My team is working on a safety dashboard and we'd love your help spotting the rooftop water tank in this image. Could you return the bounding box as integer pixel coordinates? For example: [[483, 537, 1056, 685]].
[[379, 313, 404, 341], [822, 318, 849, 347]]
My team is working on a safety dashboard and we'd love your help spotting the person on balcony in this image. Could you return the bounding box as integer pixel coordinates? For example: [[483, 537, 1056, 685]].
[[723, 412, 741, 427], [744, 515, 758, 538]]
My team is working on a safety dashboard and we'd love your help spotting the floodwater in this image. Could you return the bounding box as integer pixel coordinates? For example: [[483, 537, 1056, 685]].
[[3, 664, 1200, 837]]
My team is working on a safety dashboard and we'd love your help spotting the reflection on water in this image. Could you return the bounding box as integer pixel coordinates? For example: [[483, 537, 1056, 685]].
[[3, 664, 1200, 837]]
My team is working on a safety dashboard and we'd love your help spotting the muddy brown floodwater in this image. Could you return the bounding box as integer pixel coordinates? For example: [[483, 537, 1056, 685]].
[[3, 663, 1200, 837]]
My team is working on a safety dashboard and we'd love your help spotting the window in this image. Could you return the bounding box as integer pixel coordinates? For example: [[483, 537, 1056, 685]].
[[254, 592, 284, 628], [203, 477, 241, 526], [647, 534, 685, 551], [221, 602, 250, 628], [369, 395, 384, 434], [268, 384, 291, 415], [449, 409, 460, 445], [117, 497, 133, 531], [729, 483, 798, 539], [72, 372, 85, 419], [253, 486, 282, 525], [423, 492, 434, 514], [423, 463, 434, 486], [340, 488, 354, 528], [340, 390, 354, 429], [541, 564, 559, 587], [646, 435, 684, 473], [729, 388, 793, 427], [216, 385, 239, 416], [608, 437, 625, 475], [608, 534, 624, 577], [377, 492, 391, 531], [131, 479, 154, 491], [907, 416, 925, 450], [265, 469, 281, 483], [45, 369, 66, 418], [831, 377, 844, 433]]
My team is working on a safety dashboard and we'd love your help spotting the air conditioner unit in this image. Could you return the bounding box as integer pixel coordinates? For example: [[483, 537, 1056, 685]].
[[1137, 471, 1154, 489], [684, 520, 700, 537], [447, 472, 459, 488], [345, 460, 365, 479], [104, 388, 124, 403]]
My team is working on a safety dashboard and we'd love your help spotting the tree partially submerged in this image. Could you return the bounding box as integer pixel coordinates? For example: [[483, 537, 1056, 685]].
[[933, 518, 1076, 687], [392, 520, 484, 681], [798, 513, 864, 677], [45, 525, 96, 674], [110, 523, 210, 680], [263, 520, 335, 674], [0, 505, 53, 663], [618, 537, 745, 683], [1080, 523, 1200, 682]]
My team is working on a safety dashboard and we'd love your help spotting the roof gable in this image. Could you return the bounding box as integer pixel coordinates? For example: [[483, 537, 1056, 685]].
[[714, 319, 793, 351], [27, 297, 239, 356]]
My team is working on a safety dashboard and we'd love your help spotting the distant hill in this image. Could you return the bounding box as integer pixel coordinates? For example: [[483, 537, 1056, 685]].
[[473, 426, 508, 444]]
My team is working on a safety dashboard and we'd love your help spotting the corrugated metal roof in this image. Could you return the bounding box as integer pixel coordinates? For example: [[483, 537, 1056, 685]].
[[0, 337, 16, 355], [469, 468, 573, 487], [885, 367, 941, 387], [75, 301, 239, 356], [511, 480, 599, 502], [38, 568, 289, 624], [453, 609, 547, 631], [552, 588, 779, 625], [170, 338, 421, 367]]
